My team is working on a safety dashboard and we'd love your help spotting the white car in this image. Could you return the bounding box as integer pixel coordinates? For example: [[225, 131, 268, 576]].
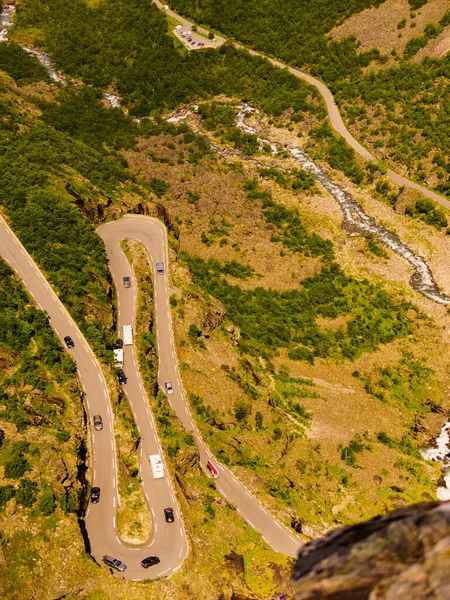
[[165, 381, 174, 395]]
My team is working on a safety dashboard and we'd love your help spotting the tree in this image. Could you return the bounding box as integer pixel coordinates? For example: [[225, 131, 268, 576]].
[[235, 399, 251, 422], [273, 427, 282, 440]]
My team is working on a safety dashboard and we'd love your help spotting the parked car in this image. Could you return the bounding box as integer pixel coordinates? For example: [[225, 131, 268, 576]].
[[165, 381, 174, 395], [64, 336, 75, 348], [141, 556, 160, 568], [93, 415, 103, 431], [164, 507, 175, 523], [103, 555, 127, 572], [91, 487, 100, 503], [118, 371, 127, 385]]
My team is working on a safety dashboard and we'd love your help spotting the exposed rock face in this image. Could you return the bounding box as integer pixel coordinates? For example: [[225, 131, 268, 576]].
[[394, 188, 422, 215], [292, 501, 450, 600], [202, 298, 226, 334]]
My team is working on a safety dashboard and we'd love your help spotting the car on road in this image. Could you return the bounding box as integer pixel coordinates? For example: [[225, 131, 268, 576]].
[[141, 556, 160, 568], [103, 555, 127, 572], [165, 381, 174, 395], [123, 276, 131, 288], [164, 507, 175, 523], [64, 336, 75, 348], [118, 371, 127, 385], [90, 487, 100, 503], [156, 261, 164, 275], [115, 338, 123, 349], [93, 415, 103, 431]]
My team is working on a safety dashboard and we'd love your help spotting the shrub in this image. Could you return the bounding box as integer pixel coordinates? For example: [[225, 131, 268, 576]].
[[37, 487, 55, 516], [0, 485, 15, 508], [235, 399, 251, 422], [16, 479, 38, 508]]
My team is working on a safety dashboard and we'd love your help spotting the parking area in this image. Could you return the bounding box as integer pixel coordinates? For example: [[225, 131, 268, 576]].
[[172, 23, 222, 50]]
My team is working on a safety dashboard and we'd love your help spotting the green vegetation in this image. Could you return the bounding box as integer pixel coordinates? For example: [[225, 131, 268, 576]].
[[307, 121, 364, 184], [16, 0, 322, 118], [0, 77, 132, 358], [183, 253, 415, 362], [0, 42, 49, 84], [365, 234, 388, 258], [357, 354, 440, 414], [405, 198, 448, 229], [198, 101, 236, 131], [339, 433, 371, 467], [272, 373, 316, 425], [40, 87, 139, 151], [169, 0, 387, 85], [245, 179, 334, 259], [0, 258, 82, 527], [258, 167, 316, 193]]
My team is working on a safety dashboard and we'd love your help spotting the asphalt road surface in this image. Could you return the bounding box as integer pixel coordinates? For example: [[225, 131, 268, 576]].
[[153, 1, 450, 211], [98, 215, 301, 558], [0, 214, 300, 582], [153, 0, 225, 49], [0, 216, 188, 581]]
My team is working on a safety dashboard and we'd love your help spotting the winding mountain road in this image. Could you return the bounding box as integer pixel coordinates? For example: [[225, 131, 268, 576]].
[[153, 0, 450, 212], [0, 213, 300, 582], [98, 216, 301, 558]]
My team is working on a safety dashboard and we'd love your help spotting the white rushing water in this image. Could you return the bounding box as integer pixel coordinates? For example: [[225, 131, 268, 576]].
[[236, 104, 450, 305], [0, 3, 15, 42], [420, 424, 450, 500], [23, 46, 66, 84], [236, 103, 450, 495], [103, 92, 121, 108]]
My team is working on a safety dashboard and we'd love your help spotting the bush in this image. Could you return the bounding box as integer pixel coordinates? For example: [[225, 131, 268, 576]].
[[0, 485, 15, 508], [16, 479, 38, 508], [37, 487, 55, 516], [4, 444, 30, 479], [235, 399, 251, 422]]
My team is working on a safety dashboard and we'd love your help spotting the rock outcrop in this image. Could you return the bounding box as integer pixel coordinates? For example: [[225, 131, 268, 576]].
[[292, 500, 450, 599]]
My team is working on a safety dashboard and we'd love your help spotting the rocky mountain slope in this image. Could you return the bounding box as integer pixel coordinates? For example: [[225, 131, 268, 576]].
[[292, 499, 450, 599]]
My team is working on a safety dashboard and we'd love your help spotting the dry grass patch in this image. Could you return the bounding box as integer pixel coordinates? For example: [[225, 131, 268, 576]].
[[329, 0, 449, 56]]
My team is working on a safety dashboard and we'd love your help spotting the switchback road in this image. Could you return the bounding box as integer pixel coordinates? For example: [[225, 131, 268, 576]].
[[0, 215, 188, 580], [98, 216, 301, 558], [0, 213, 300, 583]]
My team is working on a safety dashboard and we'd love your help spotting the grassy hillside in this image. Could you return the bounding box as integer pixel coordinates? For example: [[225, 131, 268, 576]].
[[1, 16, 450, 598]]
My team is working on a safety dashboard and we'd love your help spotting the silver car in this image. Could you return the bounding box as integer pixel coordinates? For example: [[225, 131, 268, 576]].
[[103, 555, 127, 572], [165, 381, 174, 395]]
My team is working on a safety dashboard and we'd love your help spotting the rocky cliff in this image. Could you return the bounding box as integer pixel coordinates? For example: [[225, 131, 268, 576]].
[[292, 500, 450, 599]]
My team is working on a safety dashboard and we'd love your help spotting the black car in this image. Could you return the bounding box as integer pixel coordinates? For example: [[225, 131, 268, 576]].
[[141, 556, 160, 569], [118, 370, 127, 385], [91, 487, 100, 503], [103, 555, 127, 572], [115, 338, 123, 349], [164, 507, 175, 523], [64, 336, 75, 348]]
